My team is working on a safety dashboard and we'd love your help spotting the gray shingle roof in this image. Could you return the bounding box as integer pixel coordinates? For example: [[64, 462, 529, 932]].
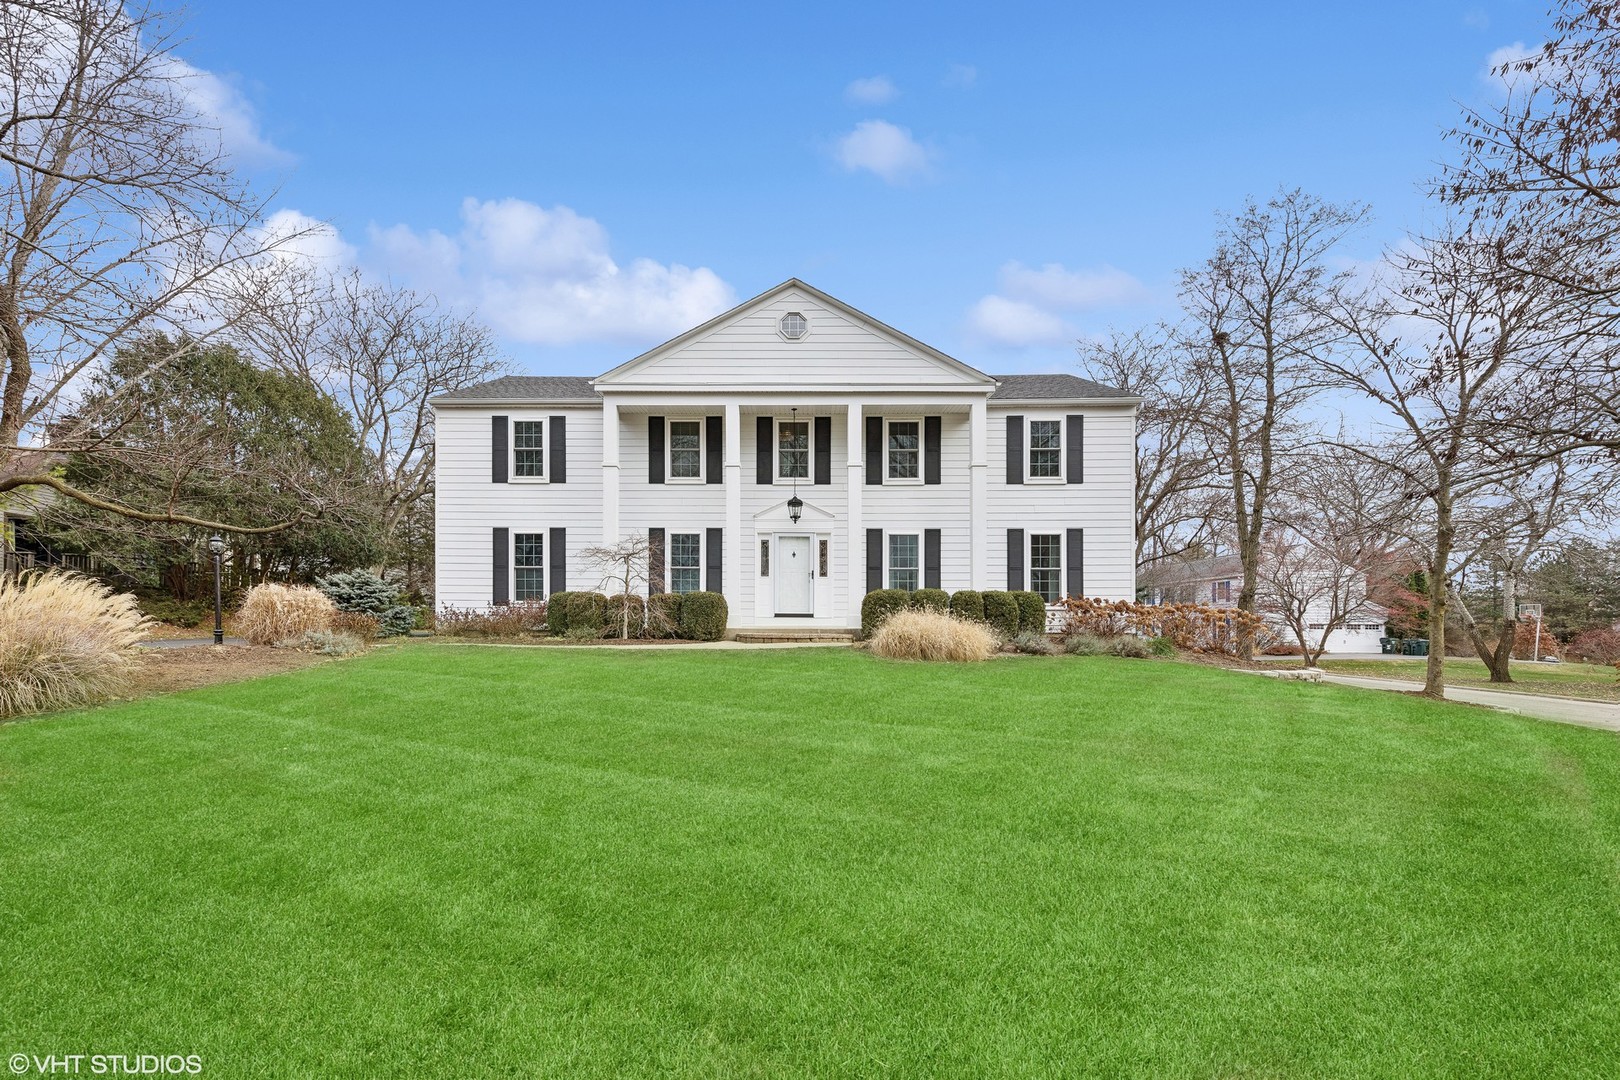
[[431, 375, 600, 405], [989, 373, 1134, 400]]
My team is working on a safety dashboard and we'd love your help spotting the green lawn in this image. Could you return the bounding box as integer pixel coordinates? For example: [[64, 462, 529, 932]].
[[4, 646, 1619, 1077], [1318, 656, 1620, 703]]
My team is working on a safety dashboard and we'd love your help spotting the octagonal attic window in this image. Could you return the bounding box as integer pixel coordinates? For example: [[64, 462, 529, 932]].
[[779, 312, 808, 340]]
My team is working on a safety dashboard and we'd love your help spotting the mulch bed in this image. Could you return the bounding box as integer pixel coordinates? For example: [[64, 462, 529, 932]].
[[126, 644, 328, 698]]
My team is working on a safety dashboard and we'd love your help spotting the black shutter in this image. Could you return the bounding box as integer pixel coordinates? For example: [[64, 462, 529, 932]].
[[491, 415, 508, 484], [814, 415, 832, 485], [756, 415, 773, 485], [1066, 414, 1083, 485], [1006, 415, 1024, 485], [1006, 528, 1024, 591], [492, 527, 509, 605], [648, 416, 665, 484], [549, 415, 566, 483], [648, 528, 665, 594], [705, 415, 723, 484], [549, 528, 566, 594], [924, 529, 941, 589], [924, 416, 942, 485], [1066, 528, 1084, 599], [705, 528, 723, 593], [866, 528, 883, 592], [865, 415, 883, 485]]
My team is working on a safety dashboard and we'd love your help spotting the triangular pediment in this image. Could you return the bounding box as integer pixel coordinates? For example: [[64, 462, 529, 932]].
[[594, 279, 993, 390]]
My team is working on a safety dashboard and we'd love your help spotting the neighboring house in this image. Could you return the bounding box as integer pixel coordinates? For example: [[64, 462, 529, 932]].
[[1, 450, 61, 575], [1141, 553, 1389, 654], [431, 279, 1141, 633]]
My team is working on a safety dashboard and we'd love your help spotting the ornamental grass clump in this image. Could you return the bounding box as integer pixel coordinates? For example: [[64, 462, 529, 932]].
[[0, 570, 150, 718], [867, 609, 998, 662], [236, 583, 335, 646]]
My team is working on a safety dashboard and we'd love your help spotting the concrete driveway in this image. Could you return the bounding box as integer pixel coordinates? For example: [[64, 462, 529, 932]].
[[1318, 672, 1620, 733]]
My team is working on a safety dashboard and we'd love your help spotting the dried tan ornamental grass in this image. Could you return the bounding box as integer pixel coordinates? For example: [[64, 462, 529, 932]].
[[867, 608, 999, 662], [0, 570, 151, 718], [236, 583, 335, 645]]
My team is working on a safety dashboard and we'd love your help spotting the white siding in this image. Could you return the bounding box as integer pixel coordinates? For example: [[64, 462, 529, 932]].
[[603, 288, 988, 390], [434, 407, 603, 610], [859, 411, 972, 592], [986, 404, 1136, 601]]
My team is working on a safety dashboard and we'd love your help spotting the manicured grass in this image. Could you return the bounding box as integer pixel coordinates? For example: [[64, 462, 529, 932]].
[[1319, 656, 1620, 703], [4, 645, 1619, 1077]]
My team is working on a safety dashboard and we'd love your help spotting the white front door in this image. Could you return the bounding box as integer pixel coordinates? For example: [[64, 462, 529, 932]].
[[774, 535, 815, 616]]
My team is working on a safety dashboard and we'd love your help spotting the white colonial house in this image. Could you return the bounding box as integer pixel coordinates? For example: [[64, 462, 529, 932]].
[[431, 280, 1140, 634]]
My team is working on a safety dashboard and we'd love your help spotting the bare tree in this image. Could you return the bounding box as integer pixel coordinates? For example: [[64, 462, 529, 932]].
[[1260, 453, 1404, 666], [1448, 455, 1619, 682], [581, 534, 651, 639], [1442, 0, 1620, 451], [235, 265, 508, 557], [1079, 327, 1221, 569], [1321, 223, 1571, 697], [0, 0, 312, 532], [1178, 189, 1368, 656]]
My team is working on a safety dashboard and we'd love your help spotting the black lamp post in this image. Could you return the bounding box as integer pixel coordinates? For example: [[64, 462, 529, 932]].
[[208, 534, 225, 645]]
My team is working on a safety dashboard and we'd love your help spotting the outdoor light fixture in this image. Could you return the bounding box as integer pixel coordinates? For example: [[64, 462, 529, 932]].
[[208, 534, 226, 646], [788, 407, 803, 523]]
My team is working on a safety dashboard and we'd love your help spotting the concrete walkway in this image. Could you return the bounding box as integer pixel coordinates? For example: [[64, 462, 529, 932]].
[[1316, 672, 1620, 733], [420, 638, 852, 651]]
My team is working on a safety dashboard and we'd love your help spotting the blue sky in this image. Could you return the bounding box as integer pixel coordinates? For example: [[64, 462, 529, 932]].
[[184, 0, 1549, 377]]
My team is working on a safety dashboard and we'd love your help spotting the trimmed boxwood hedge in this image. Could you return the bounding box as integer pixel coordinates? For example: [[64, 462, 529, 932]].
[[678, 591, 728, 641], [1014, 591, 1048, 635], [646, 592, 683, 639], [949, 589, 985, 622], [545, 591, 576, 634], [911, 587, 950, 613], [980, 591, 1021, 640], [861, 589, 912, 638]]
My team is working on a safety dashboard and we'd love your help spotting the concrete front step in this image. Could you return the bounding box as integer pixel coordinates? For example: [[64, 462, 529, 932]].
[[731, 628, 857, 644]]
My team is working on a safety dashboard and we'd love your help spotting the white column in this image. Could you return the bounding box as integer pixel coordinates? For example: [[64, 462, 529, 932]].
[[969, 397, 989, 590], [724, 401, 742, 617], [846, 400, 864, 630], [601, 399, 620, 550]]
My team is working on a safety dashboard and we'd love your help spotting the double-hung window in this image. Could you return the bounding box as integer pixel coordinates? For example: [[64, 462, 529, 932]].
[[1030, 533, 1061, 603], [514, 533, 544, 600], [670, 532, 701, 594], [669, 420, 702, 480], [777, 420, 809, 480], [886, 420, 920, 481], [1029, 420, 1061, 480], [888, 533, 920, 592], [513, 420, 544, 478]]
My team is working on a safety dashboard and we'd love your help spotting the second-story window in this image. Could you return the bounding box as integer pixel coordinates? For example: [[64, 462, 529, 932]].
[[669, 420, 702, 480], [777, 420, 809, 480], [886, 420, 920, 481], [513, 420, 544, 478], [1029, 420, 1061, 479]]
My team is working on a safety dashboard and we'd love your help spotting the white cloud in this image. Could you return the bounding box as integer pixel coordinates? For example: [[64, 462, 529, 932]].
[[1463, 9, 1490, 30], [944, 63, 977, 88], [167, 57, 292, 167], [1482, 41, 1542, 93], [844, 75, 898, 105], [965, 296, 1071, 347], [259, 208, 355, 265], [833, 120, 932, 184], [966, 261, 1151, 347], [367, 197, 735, 347]]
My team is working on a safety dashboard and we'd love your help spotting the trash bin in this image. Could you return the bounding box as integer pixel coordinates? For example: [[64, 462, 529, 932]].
[[1379, 637, 1397, 655], [1406, 639, 1430, 657]]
